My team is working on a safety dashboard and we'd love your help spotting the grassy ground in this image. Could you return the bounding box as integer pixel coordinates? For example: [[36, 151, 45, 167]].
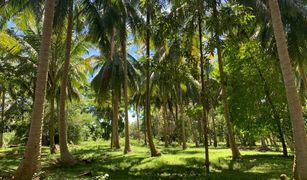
[[0, 139, 293, 180]]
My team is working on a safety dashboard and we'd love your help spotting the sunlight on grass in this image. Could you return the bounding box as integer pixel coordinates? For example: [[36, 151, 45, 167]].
[[0, 140, 293, 179]]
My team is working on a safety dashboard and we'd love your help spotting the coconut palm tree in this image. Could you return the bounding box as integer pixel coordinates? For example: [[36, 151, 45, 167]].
[[144, 0, 161, 156], [210, 0, 241, 160], [91, 51, 139, 149], [83, 0, 124, 150], [14, 0, 55, 178], [268, 0, 307, 178], [121, 15, 131, 154], [58, 0, 76, 165], [118, 0, 142, 154], [197, 9, 210, 172]]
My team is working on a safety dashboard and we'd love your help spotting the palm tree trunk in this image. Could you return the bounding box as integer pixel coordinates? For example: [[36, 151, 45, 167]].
[[58, 0, 75, 165], [143, 103, 147, 145], [260, 137, 270, 151], [213, 1, 241, 159], [211, 113, 218, 147], [145, 1, 160, 156], [180, 104, 187, 150], [198, 11, 210, 172], [15, 0, 55, 178], [163, 101, 168, 147], [0, 89, 4, 148], [122, 19, 131, 154], [109, 23, 120, 149], [268, 134, 278, 149], [268, 0, 307, 178], [49, 92, 56, 154], [225, 130, 230, 148], [190, 117, 199, 147], [112, 90, 120, 149], [179, 88, 187, 150], [253, 62, 288, 156], [298, 63, 307, 96], [217, 46, 241, 159], [136, 105, 140, 142], [198, 118, 204, 145]]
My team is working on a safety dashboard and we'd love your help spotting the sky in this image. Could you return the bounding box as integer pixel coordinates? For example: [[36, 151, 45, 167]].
[[7, 19, 140, 123], [84, 35, 141, 123]]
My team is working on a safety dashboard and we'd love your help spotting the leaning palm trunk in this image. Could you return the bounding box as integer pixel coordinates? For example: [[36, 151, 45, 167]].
[[145, 1, 160, 156], [216, 47, 241, 159], [268, 0, 307, 179], [252, 61, 288, 156], [15, 0, 55, 178], [58, 0, 75, 165], [122, 19, 131, 154], [213, 0, 241, 159]]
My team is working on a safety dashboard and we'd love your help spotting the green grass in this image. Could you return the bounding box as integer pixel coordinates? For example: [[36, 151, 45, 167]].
[[0, 139, 293, 179]]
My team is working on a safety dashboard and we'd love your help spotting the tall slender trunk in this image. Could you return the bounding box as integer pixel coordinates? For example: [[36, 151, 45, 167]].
[[298, 63, 307, 106], [145, 1, 160, 156], [112, 90, 120, 149], [213, 1, 241, 160], [216, 46, 241, 159], [298, 63, 307, 96], [225, 130, 230, 148], [144, 103, 147, 145], [58, 0, 75, 165], [260, 137, 269, 151], [175, 102, 181, 146], [180, 105, 187, 150], [49, 47, 56, 154], [178, 88, 186, 150], [190, 117, 199, 147], [268, 0, 307, 178], [49, 92, 56, 154], [211, 113, 217, 147], [122, 18, 131, 154], [198, 11, 210, 172], [268, 134, 278, 149], [0, 89, 4, 148], [109, 26, 119, 149], [198, 118, 204, 145], [15, 0, 55, 178], [253, 61, 288, 156], [163, 101, 169, 147], [136, 105, 140, 142]]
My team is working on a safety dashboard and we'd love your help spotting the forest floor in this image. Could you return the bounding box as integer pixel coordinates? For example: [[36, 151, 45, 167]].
[[0, 139, 293, 180]]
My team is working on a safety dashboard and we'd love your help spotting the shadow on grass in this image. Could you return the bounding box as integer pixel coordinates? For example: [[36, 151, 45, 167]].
[[161, 149, 202, 155], [0, 147, 24, 172], [0, 144, 293, 179], [211, 154, 293, 179], [42, 146, 293, 180]]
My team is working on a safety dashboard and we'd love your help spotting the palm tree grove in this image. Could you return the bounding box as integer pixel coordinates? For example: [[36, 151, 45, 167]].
[[0, 0, 306, 179]]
